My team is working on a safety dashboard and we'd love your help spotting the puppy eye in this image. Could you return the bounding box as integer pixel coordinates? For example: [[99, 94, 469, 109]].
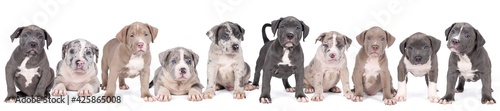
[[381, 38, 385, 41], [69, 49, 75, 54], [235, 33, 240, 38], [224, 34, 229, 39], [86, 51, 91, 55], [465, 34, 470, 39], [423, 46, 429, 49], [171, 60, 177, 64], [130, 34, 134, 38], [367, 37, 372, 40], [450, 30, 455, 33], [186, 59, 192, 65], [295, 26, 301, 30], [322, 44, 328, 48], [280, 25, 285, 29], [38, 36, 43, 39], [408, 47, 413, 50], [144, 33, 149, 36]]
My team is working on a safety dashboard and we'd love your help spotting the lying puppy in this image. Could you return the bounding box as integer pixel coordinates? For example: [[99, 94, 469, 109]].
[[148, 47, 203, 102], [439, 22, 495, 104], [51, 39, 100, 96], [101, 22, 158, 102], [351, 26, 397, 105], [395, 32, 441, 103], [4, 25, 54, 102], [202, 21, 254, 100], [304, 31, 353, 101], [253, 16, 310, 104]]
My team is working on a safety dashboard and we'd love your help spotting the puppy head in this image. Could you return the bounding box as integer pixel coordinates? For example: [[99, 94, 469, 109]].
[[315, 31, 352, 62], [116, 22, 158, 56], [270, 16, 309, 48], [10, 25, 52, 56], [399, 32, 441, 65], [159, 47, 199, 81], [206, 21, 245, 55], [356, 26, 395, 57], [61, 39, 99, 74], [445, 22, 484, 55]]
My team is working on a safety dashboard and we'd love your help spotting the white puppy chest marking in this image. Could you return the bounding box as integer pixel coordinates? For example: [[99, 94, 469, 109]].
[[18, 57, 40, 87], [453, 26, 463, 40], [456, 54, 477, 80], [278, 48, 292, 66], [403, 56, 432, 77], [363, 57, 381, 78], [126, 55, 144, 76]]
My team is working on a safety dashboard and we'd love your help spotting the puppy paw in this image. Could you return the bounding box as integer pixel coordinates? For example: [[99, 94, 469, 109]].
[[142, 94, 155, 102], [296, 94, 308, 103], [311, 93, 324, 101], [285, 87, 295, 92], [438, 95, 455, 104], [481, 96, 496, 104], [344, 91, 353, 100], [100, 84, 107, 90], [259, 95, 272, 104], [156, 94, 172, 102], [304, 88, 314, 94], [202, 91, 215, 99], [188, 92, 203, 102], [328, 86, 341, 93], [428, 95, 439, 103], [352, 95, 364, 102], [119, 84, 129, 90], [77, 89, 93, 96], [233, 90, 246, 99], [394, 95, 407, 102], [383, 98, 397, 105], [4, 96, 17, 103], [244, 84, 258, 91], [51, 85, 67, 96], [455, 87, 464, 93]]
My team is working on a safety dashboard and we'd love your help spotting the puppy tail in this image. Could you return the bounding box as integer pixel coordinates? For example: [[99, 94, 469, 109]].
[[262, 23, 272, 43], [148, 81, 154, 89]]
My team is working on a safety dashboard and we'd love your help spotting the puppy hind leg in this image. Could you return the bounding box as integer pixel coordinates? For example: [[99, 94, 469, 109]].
[[455, 77, 465, 93], [100, 59, 109, 90], [283, 78, 295, 92], [118, 77, 129, 90], [480, 72, 496, 104]]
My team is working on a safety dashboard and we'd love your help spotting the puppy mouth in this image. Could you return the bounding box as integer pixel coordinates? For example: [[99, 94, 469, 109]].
[[284, 41, 294, 47]]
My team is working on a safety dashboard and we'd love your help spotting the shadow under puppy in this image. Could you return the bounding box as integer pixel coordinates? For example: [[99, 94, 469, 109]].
[[51, 39, 100, 96], [395, 32, 441, 103], [4, 25, 54, 102], [148, 47, 203, 102], [304, 31, 353, 101]]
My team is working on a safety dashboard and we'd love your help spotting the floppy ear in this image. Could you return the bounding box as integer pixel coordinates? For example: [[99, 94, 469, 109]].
[[385, 30, 396, 47], [270, 18, 284, 37], [235, 23, 245, 41], [10, 27, 25, 42], [116, 25, 130, 44], [300, 21, 309, 42], [474, 29, 485, 49], [356, 30, 367, 45], [315, 32, 327, 44], [344, 36, 352, 50], [146, 24, 159, 43], [444, 23, 457, 41], [427, 35, 441, 54], [399, 37, 409, 54], [188, 49, 200, 67], [90, 43, 99, 63], [206, 25, 222, 44], [159, 50, 172, 66], [61, 41, 70, 60], [41, 28, 52, 49]]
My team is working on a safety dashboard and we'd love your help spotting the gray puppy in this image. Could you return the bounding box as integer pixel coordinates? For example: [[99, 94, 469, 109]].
[[394, 32, 441, 103], [4, 25, 54, 102], [148, 47, 204, 102], [438, 22, 495, 104], [51, 39, 100, 96]]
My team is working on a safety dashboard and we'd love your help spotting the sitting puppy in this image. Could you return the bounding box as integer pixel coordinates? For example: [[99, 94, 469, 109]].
[[439, 22, 495, 104], [51, 39, 100, 96], [4, 25, 54, 102], [304, 31, 353, 101], [148, 47, 203, 102], [394, 32, 441, 103], [351, 26, 397, 105]]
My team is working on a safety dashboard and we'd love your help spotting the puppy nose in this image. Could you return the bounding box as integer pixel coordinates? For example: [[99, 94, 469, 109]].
[[232, 44, 239, 50], [372, 45, 379, 50], [30, 42, 37, 48], [180, 68, 187, 74], [286, 33, 294, 39], [451, 39, 459, 45], [329, 53, 336, 58], [415, 56, 422, 62], [76, 60, 84, 65], [137, 42, 144, 48]]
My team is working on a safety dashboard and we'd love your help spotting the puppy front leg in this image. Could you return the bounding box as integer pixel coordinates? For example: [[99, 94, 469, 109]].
[[438, 70, 459, 104], [232, 64, 246, 99], [294, 67, 308, 103], [202, 64, 218, 99], [352, 67, 365, 102], [395, 63, 408, 102], [259, 67, 273, 104], [188, 83, 203, 101], [380, 70, 396, 105], [103, 69, 119, 97], [311, 71, 325, 101], [427, 69, 439, 103], [340, 68, 353, 99], [140, 69, 154, 102], [4, 66, 18, 103], [480, 71, 496, 104], [77, 76, 100, 96], [155, 86, 171, 102], [34, 68, 55, 98], [51, 74, 67, 96]]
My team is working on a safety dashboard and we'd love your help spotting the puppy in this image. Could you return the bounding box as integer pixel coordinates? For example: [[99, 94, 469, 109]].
[[148, 47, 203, 102], [101, 22, 158, 102], [252, 16, 310, 104], [304, 31, 353, 101], [4, 25, 54, 102], [394, 32, 441, 103], [202, 21, 254, 100], [438, 22, 495, 104], [351, 26, 397, 105], [51, 39, 100, 96]]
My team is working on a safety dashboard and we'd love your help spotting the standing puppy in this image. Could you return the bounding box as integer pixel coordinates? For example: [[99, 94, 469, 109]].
[[148, 47, 203, 102], [4, 25, 54, 102], [202, 21, 254, 100], [304, 31, 353, 101], [394, 32, 441, 103], [252, 16, 310, 104], [438, 22, 495, 104], [351, 26, 397, 105], [51, 39, 100, 96], [101, 22, 158, 102]]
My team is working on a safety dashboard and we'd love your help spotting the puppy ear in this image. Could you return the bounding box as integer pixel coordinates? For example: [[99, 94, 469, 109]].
[[207, 25, 222, 44], [90, 43, 99, 63], [356, 30, 367, 45], [385, 30, 396, 47], [399, 37, 409, 54], [344, 36, 352, 50], [159, 50, 172, 66], [474, 29, 485, 49], [300, 21, 310, 42], [270, 18, 283, 37], [10, 27, 25, 42], [116, 25, 130, 44], [315, 32, 327, 44], [146, 24, 159, 43], [235, 23, 245, 41], [61, 41, 70, 60], [41, 28, 52, 49], [428, 35, 441, 54], [444, 23, 457, 41]]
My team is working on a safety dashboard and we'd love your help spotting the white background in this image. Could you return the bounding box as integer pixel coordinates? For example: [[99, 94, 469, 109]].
[[0, 0, 499, 111]]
